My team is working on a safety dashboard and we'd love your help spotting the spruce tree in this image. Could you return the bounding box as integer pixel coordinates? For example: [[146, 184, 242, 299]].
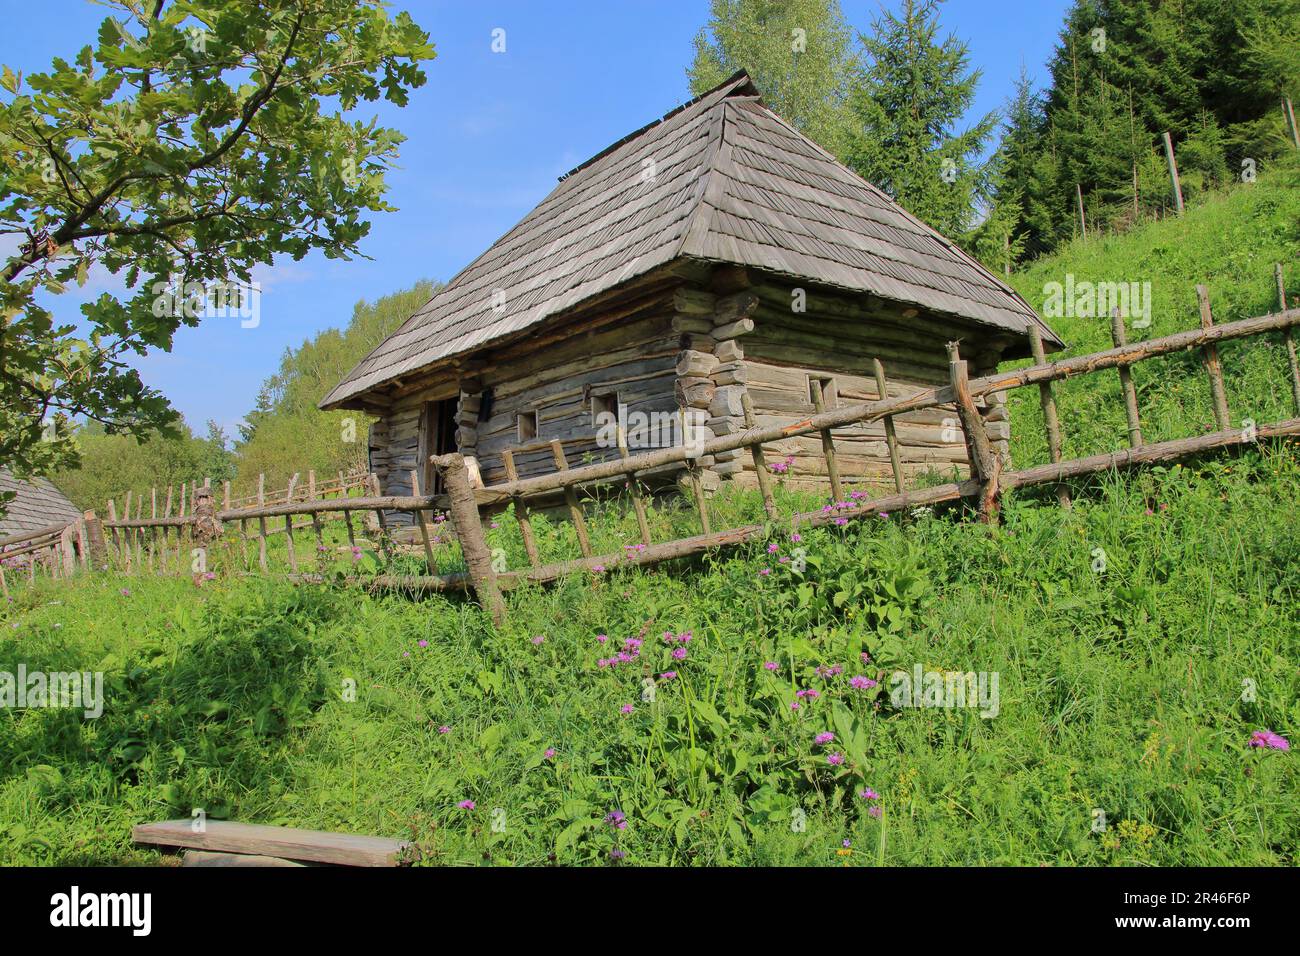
[[846, 0, 996, 238]]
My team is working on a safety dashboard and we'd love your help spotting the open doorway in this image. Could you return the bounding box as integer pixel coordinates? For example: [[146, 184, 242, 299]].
[[420, 398, 460, 495]]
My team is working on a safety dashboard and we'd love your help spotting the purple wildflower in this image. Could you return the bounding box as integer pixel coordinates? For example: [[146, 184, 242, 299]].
[[1249, 729, 1290, 751]]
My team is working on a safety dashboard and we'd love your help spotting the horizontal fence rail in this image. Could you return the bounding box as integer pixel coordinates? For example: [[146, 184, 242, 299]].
[[5, 273, 1298, 612]]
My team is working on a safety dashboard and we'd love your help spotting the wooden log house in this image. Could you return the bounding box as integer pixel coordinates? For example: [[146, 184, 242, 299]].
[[320, 72, 1063, 527]]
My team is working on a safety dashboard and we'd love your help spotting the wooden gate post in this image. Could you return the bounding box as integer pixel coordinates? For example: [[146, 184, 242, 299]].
[[433, 453, 506, 627]]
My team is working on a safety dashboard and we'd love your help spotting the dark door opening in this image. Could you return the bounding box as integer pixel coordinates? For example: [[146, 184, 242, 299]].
[[421, 398, 460, 495]]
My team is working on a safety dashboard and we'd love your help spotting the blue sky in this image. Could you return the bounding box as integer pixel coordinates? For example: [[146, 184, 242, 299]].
[[2, 0, 1071, 440]]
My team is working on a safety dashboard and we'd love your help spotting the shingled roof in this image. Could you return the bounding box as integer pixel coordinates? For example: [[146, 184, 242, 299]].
[[322, 71, 1060, 410], [0, 469, 81, 538]]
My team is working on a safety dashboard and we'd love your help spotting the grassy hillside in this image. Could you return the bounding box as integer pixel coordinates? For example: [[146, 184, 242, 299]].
[[1, 166, 1297, 867], [1006, 154, 1300, 468]]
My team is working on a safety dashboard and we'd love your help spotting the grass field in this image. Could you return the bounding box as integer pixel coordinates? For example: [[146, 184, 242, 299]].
[[1, 160, 1297, 867]]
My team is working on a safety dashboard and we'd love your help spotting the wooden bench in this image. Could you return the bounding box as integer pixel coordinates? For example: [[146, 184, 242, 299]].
[[132, 819, 410, 867]]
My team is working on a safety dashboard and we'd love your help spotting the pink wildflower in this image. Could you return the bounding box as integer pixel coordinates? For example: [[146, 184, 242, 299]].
[[814, 732, 835, 745], [1249, 730, 1290, 751], [457, 800, 475, 810], [827, 752, 844, 766]]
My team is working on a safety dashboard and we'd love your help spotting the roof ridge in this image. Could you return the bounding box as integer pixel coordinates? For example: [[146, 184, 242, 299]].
[[558, 70, 756, 182]]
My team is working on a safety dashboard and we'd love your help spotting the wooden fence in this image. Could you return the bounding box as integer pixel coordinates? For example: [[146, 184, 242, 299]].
[[5, 273, 1299, 619]]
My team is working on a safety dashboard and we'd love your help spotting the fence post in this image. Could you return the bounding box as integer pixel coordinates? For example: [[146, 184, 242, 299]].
[[1111, 309, 1144, 447], [1028, 327, 1071, 510], [740, 392, 778, 521], [500, 451, 541, 568], [549, 440, 593, 557], [83, 510, 107, 571], [1195, 285, 1231, 430], [947, 342, 1001, 523], [872, 358, 906, 494], [808, 378, 844, 502], [433, 452, 506, 627], [1162, 131, 1184, 216], [1277, 263, 1300, 415]]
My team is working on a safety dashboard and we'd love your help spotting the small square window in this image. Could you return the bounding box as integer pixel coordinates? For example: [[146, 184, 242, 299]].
[[807, 375, 838, 408], [517, 410, 538, 442], [591, 392, 618, 428]]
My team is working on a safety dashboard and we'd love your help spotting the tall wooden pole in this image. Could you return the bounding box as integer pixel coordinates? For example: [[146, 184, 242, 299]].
[[1277, 263, 1300, 415], [1162, 132, 1184, 216]]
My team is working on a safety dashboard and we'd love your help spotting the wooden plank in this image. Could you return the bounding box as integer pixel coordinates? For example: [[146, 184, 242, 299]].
[[182, 851, 306, 867], [132, 820, 408, 867], [257, 474, 269, 572]]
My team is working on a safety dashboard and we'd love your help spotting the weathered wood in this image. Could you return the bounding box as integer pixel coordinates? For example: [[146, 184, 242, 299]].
[[807, 377, 844, 501], [740, 391, 777, 520], [409, 470, 438, 568], [283, 474, 299, 573], [872, 358, 906, 494], [1003, 418, 1300, 487], [433, 453, 506, 626], [132, 819, 408, 867], [500, 452, 540, 568], [1028, 326, 1070, 509], [308, 471, 326, 562], [615, 428, 652, 547], [182, 851, 306, 867], [1163, 131, 1184, 216], [713, 317, 755, 340], [1196, 285, 1231, 429], [256, 474, 268, 572], [368, 473, 392, 562], [550, 440, 592, 558], [1110, 309, 1144, 447], [947, 342, 1000, 521], [1278, 264, 1300, 415]]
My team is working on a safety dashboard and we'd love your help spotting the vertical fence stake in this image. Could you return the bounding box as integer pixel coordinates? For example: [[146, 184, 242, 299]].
[[1111, 309, 1144, 447], [808, 378, 844, 502], [549, 440, 592, 558], [1195, 284, 1231, 430], [308, 471, 326, 567], [1276, 263, 1300, 415], [1028, 327, 1071, 509], [256, 474, 269, 572], [872, 358, 906, 494], [410, 469, 439, 569], [368, 474, 392, 562], [615, 428, 653, 548], [1162, 131, 1184, 216], [283, 474, 300, 573], [740, 392, 778, 522], [433, 453, 506, 626], [105, 499, 122, 570], [501, 451, 541, 568], [946, 342, 1001, 523]]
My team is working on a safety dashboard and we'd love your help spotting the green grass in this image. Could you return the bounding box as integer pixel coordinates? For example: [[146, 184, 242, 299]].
[[1, 161, 1297, 867]]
